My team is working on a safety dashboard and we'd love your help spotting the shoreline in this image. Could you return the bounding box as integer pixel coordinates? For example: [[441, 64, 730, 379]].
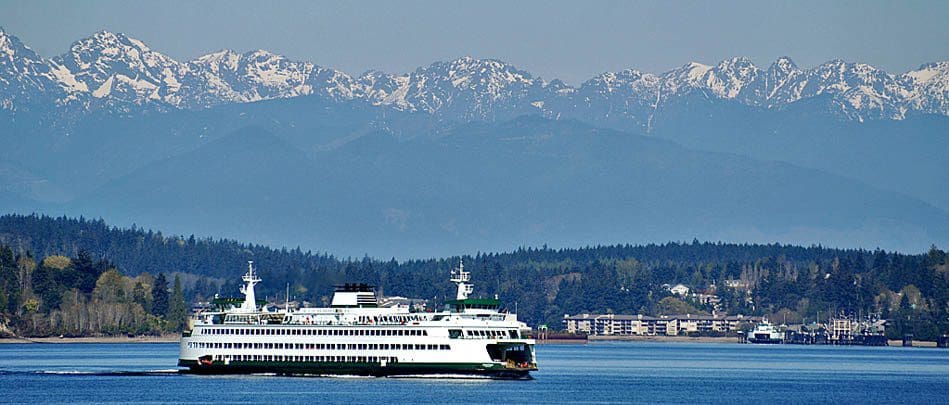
[[0, 334, 179, 344], [588, 335, 739, 344], [0, 334, 940, 348], [583, 335, 941, 347]]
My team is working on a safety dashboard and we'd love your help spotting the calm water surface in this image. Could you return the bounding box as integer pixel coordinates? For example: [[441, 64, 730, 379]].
[[1, 341, 947, 404]]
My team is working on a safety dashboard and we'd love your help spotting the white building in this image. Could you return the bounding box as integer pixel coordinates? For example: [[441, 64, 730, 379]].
[[564, 313, 757, 336], [669, 284, 690, 297]]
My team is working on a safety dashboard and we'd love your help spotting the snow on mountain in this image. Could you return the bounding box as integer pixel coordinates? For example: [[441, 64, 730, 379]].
[[790, 60, 909, 120], [659, 62, 712, 95], [358, 70, 411, 110], [53, 30, 188, 106], [183, 49, 358, 108], [903, 61, 949, 116], [359, 56, 552, 121], [703, 57, 761, 99], [564, 69, 660, 130], [0, 28, 946, 123], [741, 56, 805, 107], [0, 27, 84, 111]]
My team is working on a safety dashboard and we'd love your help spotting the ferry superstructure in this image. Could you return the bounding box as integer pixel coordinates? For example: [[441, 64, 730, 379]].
[[178, 261, 538, 378], [747, 319, 784, 344]]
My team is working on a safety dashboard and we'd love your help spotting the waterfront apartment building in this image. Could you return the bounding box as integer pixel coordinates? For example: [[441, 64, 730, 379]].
[[563, 313, 758, 336]]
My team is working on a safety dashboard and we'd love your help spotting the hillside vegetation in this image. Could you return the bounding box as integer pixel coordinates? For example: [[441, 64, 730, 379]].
[[0, 214, 946, 339]]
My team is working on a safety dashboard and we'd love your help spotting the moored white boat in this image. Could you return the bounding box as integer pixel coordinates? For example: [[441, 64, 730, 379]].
[[747, 319, 784, 344]]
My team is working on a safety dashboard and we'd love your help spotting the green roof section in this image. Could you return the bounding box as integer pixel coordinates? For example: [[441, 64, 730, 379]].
[[446, 298, 501, 306]]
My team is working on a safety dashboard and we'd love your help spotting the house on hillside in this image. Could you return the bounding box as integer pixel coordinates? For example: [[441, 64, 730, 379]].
[[669, 284, 690, 297]]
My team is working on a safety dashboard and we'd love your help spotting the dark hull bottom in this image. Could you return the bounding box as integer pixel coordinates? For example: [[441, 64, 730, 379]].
[[178, 360, 533, 379]]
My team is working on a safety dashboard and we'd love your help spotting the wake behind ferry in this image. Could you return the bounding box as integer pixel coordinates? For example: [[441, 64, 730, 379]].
[[178, 261, 538, 378]]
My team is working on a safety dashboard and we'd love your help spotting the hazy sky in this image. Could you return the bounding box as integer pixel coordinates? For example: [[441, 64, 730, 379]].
[[2, 0, 947, 84]]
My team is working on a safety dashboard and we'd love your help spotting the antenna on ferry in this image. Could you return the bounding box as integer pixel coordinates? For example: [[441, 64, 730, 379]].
[[238, 261, 261, 312], [286, 282, 290, 313], [450, 258, 474, 300]]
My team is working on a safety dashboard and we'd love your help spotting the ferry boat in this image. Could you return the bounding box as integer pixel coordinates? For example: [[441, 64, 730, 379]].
[[747, 319, 784, 344], [178, 261, 538, 378]]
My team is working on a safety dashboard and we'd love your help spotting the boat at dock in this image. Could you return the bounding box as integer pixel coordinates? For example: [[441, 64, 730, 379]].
[[747, 319, 783, 344], [177, 261, 538, 378]]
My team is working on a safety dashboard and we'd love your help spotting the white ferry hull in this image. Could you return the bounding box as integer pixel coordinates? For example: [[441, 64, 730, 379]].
[[178, 358, 533, 379], [178, 334, 536, 378]]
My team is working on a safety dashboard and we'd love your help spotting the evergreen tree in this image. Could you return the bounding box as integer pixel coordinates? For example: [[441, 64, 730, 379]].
[[0, 246, 19, 315], [168, 275, 188, 332], [151, 273, 169, 317]]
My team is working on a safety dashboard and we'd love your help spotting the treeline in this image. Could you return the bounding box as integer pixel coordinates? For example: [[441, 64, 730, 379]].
[[0, 214, 947, 339], [0, 245, 188, 337]]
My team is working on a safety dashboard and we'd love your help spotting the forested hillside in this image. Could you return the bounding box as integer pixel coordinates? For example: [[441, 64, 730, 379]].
[[1, 214, 946, 339]]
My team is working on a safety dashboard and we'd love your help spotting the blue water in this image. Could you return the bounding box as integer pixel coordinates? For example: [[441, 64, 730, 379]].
[[1, 341, 947, 403]]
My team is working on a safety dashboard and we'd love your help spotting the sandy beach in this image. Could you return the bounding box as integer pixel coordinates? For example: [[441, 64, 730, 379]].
[[0, 334, 180, 344]]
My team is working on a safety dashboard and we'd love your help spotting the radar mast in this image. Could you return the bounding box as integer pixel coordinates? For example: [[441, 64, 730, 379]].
[[450, 260, 474, 300], [238, 261, 261, 312]]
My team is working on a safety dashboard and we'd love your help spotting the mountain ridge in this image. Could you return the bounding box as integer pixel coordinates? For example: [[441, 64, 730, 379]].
[[62, 117, 949, 257], [2, 29, 947, 124]]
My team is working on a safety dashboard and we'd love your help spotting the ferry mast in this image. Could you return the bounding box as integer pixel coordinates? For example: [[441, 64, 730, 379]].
[[450, 260, 474, 300], [237, 261, 261, 312]]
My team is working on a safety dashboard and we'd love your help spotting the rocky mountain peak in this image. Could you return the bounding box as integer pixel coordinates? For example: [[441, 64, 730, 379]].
[[770, 56, 799, 73]]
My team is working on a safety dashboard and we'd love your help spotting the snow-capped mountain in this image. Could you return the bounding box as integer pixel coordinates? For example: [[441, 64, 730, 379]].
[[52, 30, 187, 107], [182, 49, 358, 108], [904, 61, 949, 116], [0, 27, 84, 112], [0, 28, 947, 124], [359, 56, 552, 121]]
